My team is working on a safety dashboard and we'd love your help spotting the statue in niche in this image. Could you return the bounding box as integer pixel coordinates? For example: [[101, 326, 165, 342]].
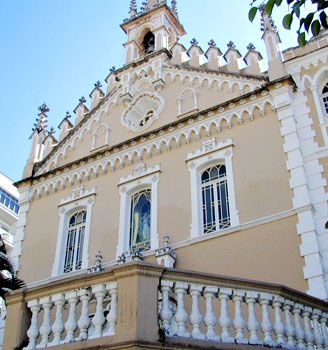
[[143, 32, 155, 55]]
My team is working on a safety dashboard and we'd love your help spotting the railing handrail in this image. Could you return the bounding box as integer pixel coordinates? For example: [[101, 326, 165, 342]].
[[162, 267, 328, 311]]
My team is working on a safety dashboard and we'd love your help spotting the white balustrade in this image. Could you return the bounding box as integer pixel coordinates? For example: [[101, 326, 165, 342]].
[[159, 279, 328, 349], [24, 281, 118, 349]]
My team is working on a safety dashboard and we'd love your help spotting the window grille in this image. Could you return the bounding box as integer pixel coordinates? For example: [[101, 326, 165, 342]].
[[129, 190, 151, 251], [63, 210, 86, 273], [201, 165, 230, 234]]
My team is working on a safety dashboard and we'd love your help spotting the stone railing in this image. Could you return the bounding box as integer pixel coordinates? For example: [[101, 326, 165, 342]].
[[4, 263, 328, 350], [24, 282, 117, 349], [159, 273, 328, 349]]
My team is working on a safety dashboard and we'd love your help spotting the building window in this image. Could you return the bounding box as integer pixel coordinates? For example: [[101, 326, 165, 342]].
[[201, 165, 230, 234], [143, 31, 155, 55], [321, 82, 328, 115], [52, 187, 96, 277], [0, 186, 19, 214], [117, 164, 160, 257], [130, 190, 151, 251], [63, 210, 87, 274], [187, 138, 239, 238]]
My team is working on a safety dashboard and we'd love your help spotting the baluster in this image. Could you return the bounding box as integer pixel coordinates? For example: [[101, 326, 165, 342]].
[[233, 290, 247, 344], [293, 303, 306, 349], [273, 295, 286, 346], [39, 297, 52, 347], [26, 299, 41, 350], [174, 282, 189, 337], [218, 288, 233, 343], [283, 300, 296, 349], [320, 313, 328, 349], [104, 282, 118, 336], [77, 289, 91, 340], [246, 291, 261, 345], [203, 286, 219, 340], [189, 284, 204, 339], [159, 280, 174, 336], [51, 293, 65, 346], [312, 309, 323, 350], [260, 293, 275, 346], [90, 284, 106, 339], [64, 291, 78, 343], [303, 307, 314, 350]]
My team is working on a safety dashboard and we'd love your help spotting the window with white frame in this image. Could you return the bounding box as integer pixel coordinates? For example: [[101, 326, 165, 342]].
[[117, 164, 160, 257], [201, 164, 230, 234], [63, 210, 87, 273], [52, 187, 96, 277], [187, 138, 239, 238], [129, 189, 151, 251], [321, 82, 328, 115]]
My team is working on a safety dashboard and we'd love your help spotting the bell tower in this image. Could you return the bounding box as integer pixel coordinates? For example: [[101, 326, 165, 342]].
[[121, 0, 185, 64]]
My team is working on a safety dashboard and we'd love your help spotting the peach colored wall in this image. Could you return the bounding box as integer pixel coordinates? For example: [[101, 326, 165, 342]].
[[18, 108, 295, 286]]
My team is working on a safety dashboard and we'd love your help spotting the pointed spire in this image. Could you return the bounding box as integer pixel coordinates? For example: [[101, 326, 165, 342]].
[[171, 0, 178, 17], [32, 103, 49, 134], [129, 0, 138, 17], [259, 4, 277, 33]]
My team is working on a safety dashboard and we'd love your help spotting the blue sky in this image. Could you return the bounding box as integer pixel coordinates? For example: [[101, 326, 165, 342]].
[[0, 0, 308, 181]]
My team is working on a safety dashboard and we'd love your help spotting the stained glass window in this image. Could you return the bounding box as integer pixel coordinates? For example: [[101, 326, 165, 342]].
[[129, 190, 151, 251]]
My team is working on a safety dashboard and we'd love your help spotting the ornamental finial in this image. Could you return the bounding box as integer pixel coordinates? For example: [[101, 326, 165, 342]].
[[259, 4, 277, 32], [247, 43, 256, 51], [32, 103, 49, 133], [65, 111, 71, 119], [208, 39, 216, 47], [190, 38, 199, 45], [94, 80, 102, 88], [129, 0, 138, 17], [79, 96, 87, 104], [227, 40, 236, 49], [171, 0, 178, 17]]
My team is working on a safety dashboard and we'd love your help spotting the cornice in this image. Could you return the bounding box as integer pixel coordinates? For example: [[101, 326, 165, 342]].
[[15, 76, 294, 198]]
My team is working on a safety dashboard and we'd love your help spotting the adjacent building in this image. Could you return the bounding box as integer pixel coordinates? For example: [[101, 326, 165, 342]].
[[3, 1, 328, 349], [0, 171, 19, 350]]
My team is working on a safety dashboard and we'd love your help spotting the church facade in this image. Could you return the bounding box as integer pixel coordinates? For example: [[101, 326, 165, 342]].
[[4, 1, 328, 349]]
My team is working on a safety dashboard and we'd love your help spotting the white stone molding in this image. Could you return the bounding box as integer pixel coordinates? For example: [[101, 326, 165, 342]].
[[186, 138, 239, 238], [10, 187, 31, 272], [178, 87, 198, 116], [121, 92, 165, 132], [271, 85, 328, 299], [117, 163, 160, 257], [27, 96, 275, 201], [51, 187, 96, 277], [91, 123, 110, 151]]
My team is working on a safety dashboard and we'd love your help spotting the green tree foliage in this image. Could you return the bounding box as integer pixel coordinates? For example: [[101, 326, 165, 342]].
[[249, 0, 328, 46], [0, 235, 24, 303]]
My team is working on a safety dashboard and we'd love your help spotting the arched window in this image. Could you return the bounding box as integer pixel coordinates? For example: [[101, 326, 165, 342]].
[[130, 190, 151, 251], [321, 82, 328, 115], [63, 210, 87, 273], [201, 164, 230, 234], [143, 31, 155, 55]]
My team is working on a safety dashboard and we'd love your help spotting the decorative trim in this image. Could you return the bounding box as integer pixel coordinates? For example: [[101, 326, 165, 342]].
[[186, 138, 239, 238], [117, 163, 160, 257], [26, 95, 276, 201], [51, 187, 96, 277]]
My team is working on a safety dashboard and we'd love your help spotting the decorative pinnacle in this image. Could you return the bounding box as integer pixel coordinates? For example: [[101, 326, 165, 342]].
[[247, 43, 256, 51], [94, 80, 102, 88], [110, 66, 116, 74], [129, 0, 138, 17], [171, 0, 178, 16], [38, 103, 50, 114], [190, 38, 199, 45], [65, 111, 71, 119], [259, 4, 277, 32], [79, 96, 86, 104], [227, 40, 236, 49], [48, 127, 55, 135], [208, 39, 216, 47]]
